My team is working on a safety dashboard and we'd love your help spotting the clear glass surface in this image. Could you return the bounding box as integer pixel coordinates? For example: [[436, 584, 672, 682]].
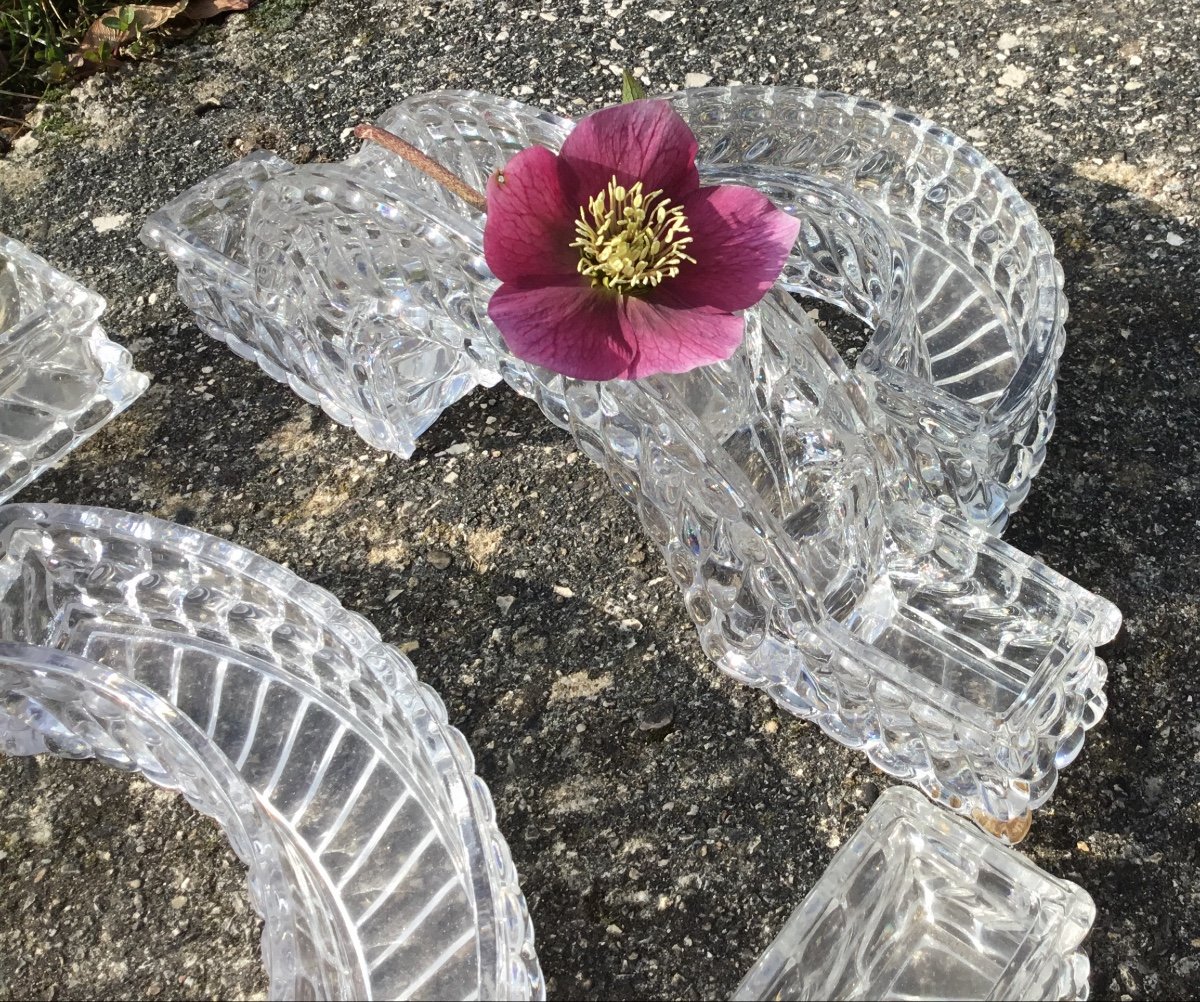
[[734, 786, 1095, 1001], [0, 234, 148, 502], [0, 503, 543, 1001], [140, 86, 1062, 530], [141, 89, 1121, 823], [139, 151, 499, 460], [671, 86, 1069, 533]]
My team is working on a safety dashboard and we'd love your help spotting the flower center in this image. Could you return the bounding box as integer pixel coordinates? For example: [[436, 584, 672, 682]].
[[571, 176, 696, 293]]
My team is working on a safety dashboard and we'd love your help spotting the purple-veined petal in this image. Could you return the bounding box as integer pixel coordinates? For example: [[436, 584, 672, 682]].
[[484, 145, 580, 283], [558, 100, 700, 209], [488, 280, 635, 380], [669, 184, 801, 312], [617, 294, 745, 379]]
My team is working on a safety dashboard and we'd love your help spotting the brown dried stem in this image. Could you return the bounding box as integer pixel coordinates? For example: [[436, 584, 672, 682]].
[[353, 123, 488, 213]]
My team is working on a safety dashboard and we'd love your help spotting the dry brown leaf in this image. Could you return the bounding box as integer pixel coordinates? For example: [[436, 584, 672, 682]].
[[80, 3, 189, 52], [183, 0, 252, 19]]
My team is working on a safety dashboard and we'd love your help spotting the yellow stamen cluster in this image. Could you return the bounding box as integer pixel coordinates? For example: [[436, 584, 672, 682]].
[[571, 176, 695, 293]]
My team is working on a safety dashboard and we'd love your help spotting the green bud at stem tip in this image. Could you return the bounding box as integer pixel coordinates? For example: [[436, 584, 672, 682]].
[[621, 69, 646, 103]]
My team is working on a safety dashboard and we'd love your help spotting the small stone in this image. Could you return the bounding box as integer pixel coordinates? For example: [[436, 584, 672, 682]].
[[849, 781, 880, 807], [170, 895, 187, 910], [1165, 232, 1184, 247], [91, 213, 130, 234], [497, 595, 515, 614], [998, 65, 1029, 88], [638, 699, 675, 734], [553, 584, 575, 598], [647, 9, 675, 22], [426, 549, 452, 569], [444, 442, 471, 455], [684, 72, 712, 88], [997, 31, 1020, 51]]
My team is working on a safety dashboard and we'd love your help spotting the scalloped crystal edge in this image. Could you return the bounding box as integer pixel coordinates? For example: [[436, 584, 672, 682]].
[[1, 235, 149, 503], [0, 503, 544, 1001], [733, 786, 1096, 1001]]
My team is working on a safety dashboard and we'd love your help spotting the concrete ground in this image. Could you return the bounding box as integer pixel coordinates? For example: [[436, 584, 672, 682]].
[[0, 1, 1198, 999]]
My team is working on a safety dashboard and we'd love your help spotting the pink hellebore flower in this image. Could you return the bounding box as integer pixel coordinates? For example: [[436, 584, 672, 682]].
[[483, 100, 801, 381]]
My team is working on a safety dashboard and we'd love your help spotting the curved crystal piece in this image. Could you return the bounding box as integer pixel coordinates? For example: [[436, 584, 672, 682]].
[[0, 504, 543, 1001], [670, 86, 1069, 533], [371, 86, 1064, 532], [143, 88, 1120, 821], [142, 86, 1059, 529], [0, 234, 148, 502], [139, 153, 499, 459], [734, 787, 1095, 1001]]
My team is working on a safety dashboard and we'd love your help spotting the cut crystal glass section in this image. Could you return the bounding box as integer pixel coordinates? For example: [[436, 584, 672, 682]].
[[734, 786, 1095, 1001], [0, 503, 543, 1001], [143, 88, 1121, 823], [142, 86, 1062, 531], [0, 234, 148, 502], [140, 151, 498, 459], [671, 87, 1068, 533]]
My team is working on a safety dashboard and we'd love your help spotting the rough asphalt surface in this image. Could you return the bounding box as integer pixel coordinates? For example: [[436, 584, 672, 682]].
[[0, 1, 1198, 999]]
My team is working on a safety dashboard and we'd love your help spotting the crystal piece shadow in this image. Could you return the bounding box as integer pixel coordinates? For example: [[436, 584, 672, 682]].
[[143, 89, 1121, 823], [0, 234, 148, 501], [735, 786, 1095, 1001], [0, 503, 543, 1001]]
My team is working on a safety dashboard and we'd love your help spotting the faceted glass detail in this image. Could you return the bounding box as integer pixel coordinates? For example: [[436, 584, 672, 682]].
[[0, 503, 543, 1002], [143, 89, 1121, 823], [734, 787, 1095, 1001], [142, 86, 1063, 532], [140, 151, 499, 460], [0, 234, 148, 502], [670, 87, 1069, 533]]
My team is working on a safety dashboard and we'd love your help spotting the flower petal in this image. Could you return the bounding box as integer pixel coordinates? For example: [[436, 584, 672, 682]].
[[558, 100, 700, 208], [617, 295, 745, 379], [488, 281, 635, 380], [484, 145, 579, 283], [668, 185, 802, 312]]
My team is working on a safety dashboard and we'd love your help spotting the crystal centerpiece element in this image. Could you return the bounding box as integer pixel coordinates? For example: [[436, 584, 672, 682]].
[[672, 87, 1068, 534], [143, 87, 1065, 533], [735, 786, 1095, 1001], [0, 503, 543, 1001], [143, 88, 1120, 824], [0, 234, 148, 502]]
